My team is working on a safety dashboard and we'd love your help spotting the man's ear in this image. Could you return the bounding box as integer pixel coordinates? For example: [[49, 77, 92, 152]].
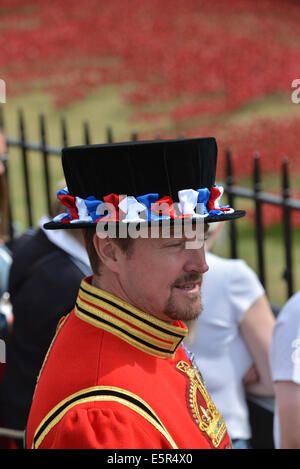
[[93, 234, 121, 274]]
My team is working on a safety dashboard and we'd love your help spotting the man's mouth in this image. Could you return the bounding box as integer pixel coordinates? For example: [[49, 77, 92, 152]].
[[174, 282, 201, 293]]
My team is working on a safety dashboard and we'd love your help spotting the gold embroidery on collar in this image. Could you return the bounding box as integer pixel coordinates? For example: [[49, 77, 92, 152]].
[[176, 361, 227, 448], [74, 279, 187, 359]]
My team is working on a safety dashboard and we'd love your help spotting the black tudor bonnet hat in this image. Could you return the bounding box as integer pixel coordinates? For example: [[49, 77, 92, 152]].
[[44, 137, 245, 229]]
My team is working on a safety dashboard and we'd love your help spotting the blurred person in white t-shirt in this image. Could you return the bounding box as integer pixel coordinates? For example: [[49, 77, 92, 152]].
[[185, 222, 275, 449], [270, 291, 300, 449]]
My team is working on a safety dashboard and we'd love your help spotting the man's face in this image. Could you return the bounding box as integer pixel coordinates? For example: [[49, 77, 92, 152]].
[[116, 224, 209, 323]]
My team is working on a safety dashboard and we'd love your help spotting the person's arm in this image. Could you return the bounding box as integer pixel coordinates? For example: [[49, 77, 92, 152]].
[[32, 402, 175, 449], [274, 380, 300, 449], [239, 293, 275, 396]]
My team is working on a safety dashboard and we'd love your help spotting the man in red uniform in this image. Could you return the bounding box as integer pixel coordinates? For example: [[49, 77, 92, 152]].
[[26, 138, 245, 449]]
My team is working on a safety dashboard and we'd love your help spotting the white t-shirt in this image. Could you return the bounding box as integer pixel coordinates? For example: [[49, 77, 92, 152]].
[[188, 251, 264, 440], [269, 291, 300, 449]]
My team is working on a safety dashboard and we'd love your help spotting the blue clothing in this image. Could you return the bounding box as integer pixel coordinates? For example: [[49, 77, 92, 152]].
[[0, 244, 11, 296], [232, 439, 252, 449], [0, 244, 11, 339]]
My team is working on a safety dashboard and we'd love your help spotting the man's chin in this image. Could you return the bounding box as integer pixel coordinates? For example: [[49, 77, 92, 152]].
[[163, 299, 203, 322]]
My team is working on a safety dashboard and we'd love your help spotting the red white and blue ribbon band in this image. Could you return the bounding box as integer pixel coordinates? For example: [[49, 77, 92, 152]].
[[53, 185, 234, 225]]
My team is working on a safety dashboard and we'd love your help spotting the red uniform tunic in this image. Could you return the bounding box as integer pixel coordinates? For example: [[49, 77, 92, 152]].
[[26, 277, 232, 449]]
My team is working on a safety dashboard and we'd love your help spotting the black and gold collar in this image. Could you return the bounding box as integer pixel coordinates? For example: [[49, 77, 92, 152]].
[[75, 278, 188, 359]]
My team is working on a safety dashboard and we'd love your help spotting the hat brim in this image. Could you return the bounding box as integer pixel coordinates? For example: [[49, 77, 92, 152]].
[[43, 209, 246, 230]]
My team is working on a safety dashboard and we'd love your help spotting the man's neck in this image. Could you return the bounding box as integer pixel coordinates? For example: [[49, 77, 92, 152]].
[[91, 273, 131, 307]]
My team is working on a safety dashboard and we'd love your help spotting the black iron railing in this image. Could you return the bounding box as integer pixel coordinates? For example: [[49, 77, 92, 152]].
[[224, 150, 299, 301]]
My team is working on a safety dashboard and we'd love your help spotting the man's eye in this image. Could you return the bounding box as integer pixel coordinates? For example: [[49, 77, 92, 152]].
[[166, 242, 184, 248]]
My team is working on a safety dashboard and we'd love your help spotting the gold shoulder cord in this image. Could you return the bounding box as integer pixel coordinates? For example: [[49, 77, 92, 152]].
[[31, 386, 178, 449]]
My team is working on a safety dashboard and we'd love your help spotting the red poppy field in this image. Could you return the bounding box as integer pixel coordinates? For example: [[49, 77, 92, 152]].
[[1, 0, 300, 219]]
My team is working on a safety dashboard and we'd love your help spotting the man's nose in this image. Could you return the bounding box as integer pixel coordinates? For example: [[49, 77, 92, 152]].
[[184, 246, 209, 274]]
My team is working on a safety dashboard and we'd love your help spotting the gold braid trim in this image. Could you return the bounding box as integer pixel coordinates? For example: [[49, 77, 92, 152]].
[[83, 283, 186, 336], [75, 302, 179, 359], [78, 286, 184, 347], [32, 386, 178, 449]]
